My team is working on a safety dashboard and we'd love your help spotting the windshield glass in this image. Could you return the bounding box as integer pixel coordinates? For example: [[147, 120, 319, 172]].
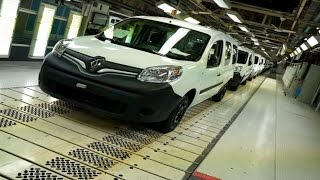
[[237, 50, 248, 64], [98, 18, 211, 61]]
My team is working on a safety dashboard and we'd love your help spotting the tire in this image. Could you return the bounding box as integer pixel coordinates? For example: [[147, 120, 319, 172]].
[[212, 86, 227, 102], [241, 80, 247, 85], [248, 77, 253, 81], [229, 85, 238, 91], [156, 96, 189, 133]]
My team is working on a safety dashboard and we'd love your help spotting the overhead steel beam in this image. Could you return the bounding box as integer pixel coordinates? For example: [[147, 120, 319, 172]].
[[187, 0, 232, 32], [211, 12, 294, 33], [287, 0, 309, 42], [230, 1, 295, 20], [235, 30, 287, 43]]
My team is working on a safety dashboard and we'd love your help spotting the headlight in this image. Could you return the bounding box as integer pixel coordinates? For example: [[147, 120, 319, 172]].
[[235, 66, 243, 72], [137, 66, 183, 83], [53, 39, 72, 57]]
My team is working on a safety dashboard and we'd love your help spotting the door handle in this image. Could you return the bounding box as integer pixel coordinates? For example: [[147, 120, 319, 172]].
[[217, 73, 221, 76]]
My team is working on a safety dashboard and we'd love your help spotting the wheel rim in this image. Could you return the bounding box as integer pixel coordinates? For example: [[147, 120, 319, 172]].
[[173, 102, 188, 124]]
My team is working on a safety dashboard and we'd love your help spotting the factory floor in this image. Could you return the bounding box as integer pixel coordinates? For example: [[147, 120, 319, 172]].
[[0, 62, 319, 180], [192, 77, 320, 180]]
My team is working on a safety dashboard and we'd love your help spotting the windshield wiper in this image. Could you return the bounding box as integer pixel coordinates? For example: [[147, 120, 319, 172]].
[[95, 32, 116, 43], [131, 46, 164, 56]]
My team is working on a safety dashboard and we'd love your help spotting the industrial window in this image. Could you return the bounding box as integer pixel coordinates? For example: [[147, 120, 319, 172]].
[[12, 12, 34, 44], [224, 41, 232, 65], [207, 40, 223, 68]]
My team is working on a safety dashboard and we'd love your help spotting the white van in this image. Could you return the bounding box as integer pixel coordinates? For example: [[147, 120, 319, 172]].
[[229, 46, 253, 90], [258, 57, 265, 74], [250, 54, 261, 78], [39, 16, 236, 133]]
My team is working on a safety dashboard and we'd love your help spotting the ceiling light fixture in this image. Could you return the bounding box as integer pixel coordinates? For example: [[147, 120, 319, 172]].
[[307, 36, 319, 47], [254, 42, 260, 46], [226, 10, 243, 23], [184, 17, 200, 24], [294, 50, 298, 55], [238, 25, 249, 32], [300, 43, 308, 51], [213, 0, 231, 9], [251, 37, 258, 42], [296, 47, 302, 53], [157, 2, 181, 15]]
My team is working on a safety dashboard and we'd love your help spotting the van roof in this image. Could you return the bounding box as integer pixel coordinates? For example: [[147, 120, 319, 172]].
[[239, 46, 254, 54], [133, 16, 224, 37]]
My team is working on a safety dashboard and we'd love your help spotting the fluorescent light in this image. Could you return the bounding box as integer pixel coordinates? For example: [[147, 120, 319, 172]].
[[29, 4, 56, 58], [213, 0, 231, 9], [157, 3, 181, 14], [251, 37, 258, 42], [307, 36, 318, 47], [65, 12, 83, 39], [226, 10, 243, 23], [296, 47, 302, 53], [0, 0, 20, 57], [238, 25, 249, 32], [300, 43, 308, 51], [254, 42, 260, 46], [184, 17, 200, 24]]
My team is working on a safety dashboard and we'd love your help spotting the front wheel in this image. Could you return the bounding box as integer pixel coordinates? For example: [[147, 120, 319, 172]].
[[156, 96, 189, 133], [241, 80, 247, 85], [229, 85, 238, 91], [212, 86, 227, 102]]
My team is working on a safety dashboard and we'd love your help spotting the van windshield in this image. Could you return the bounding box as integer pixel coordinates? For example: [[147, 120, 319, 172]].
[[97, 18, 210, 61], [237, 50, 248, 64]]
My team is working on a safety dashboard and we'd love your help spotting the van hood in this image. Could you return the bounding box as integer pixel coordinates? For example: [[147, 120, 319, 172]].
[[66, 36, 193, 69]]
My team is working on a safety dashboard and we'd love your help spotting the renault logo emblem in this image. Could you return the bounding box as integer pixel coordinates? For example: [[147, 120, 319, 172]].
[[89, 56, 105, 71]]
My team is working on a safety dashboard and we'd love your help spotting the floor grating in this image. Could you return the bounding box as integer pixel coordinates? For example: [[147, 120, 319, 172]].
[[0, 75, 266, 179]]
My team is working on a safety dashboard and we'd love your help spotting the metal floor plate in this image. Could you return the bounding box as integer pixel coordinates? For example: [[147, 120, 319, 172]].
[[0, 76, 266, 180]]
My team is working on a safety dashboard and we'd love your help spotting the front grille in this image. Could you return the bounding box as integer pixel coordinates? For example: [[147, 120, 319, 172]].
[[46, 81, 127, 114]]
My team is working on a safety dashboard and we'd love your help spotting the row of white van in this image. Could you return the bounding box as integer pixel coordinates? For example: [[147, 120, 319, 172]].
[[228, 46, 271, 91], [40, 16, 273, 132]]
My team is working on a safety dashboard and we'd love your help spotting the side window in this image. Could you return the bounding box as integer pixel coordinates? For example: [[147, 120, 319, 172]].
[[248, 54, 252, 66], [254, 56, 259, 64], [207, 40, 223, 68], [224, 42, 232, 65], [232, 45, 238, 64]]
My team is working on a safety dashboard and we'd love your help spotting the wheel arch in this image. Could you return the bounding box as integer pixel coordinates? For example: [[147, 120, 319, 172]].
[[185, 89, 196, 107]]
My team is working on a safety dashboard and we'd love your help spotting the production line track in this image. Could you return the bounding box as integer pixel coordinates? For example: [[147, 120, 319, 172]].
[[0, 76, 266, 180]]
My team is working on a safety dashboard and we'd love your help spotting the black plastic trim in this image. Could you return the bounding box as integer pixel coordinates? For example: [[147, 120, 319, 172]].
[[64, 48, 143, 74], [199, 82, 223, 94]]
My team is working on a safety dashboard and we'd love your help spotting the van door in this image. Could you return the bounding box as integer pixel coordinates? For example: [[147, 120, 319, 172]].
[[247, 53, 253, 76], [220, 41, 234, 84], [198, 39, 224, 102], [244, 53, 252, 78]]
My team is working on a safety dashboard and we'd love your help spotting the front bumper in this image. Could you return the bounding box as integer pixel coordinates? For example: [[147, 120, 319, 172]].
[[39, 52, 182, 123]]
